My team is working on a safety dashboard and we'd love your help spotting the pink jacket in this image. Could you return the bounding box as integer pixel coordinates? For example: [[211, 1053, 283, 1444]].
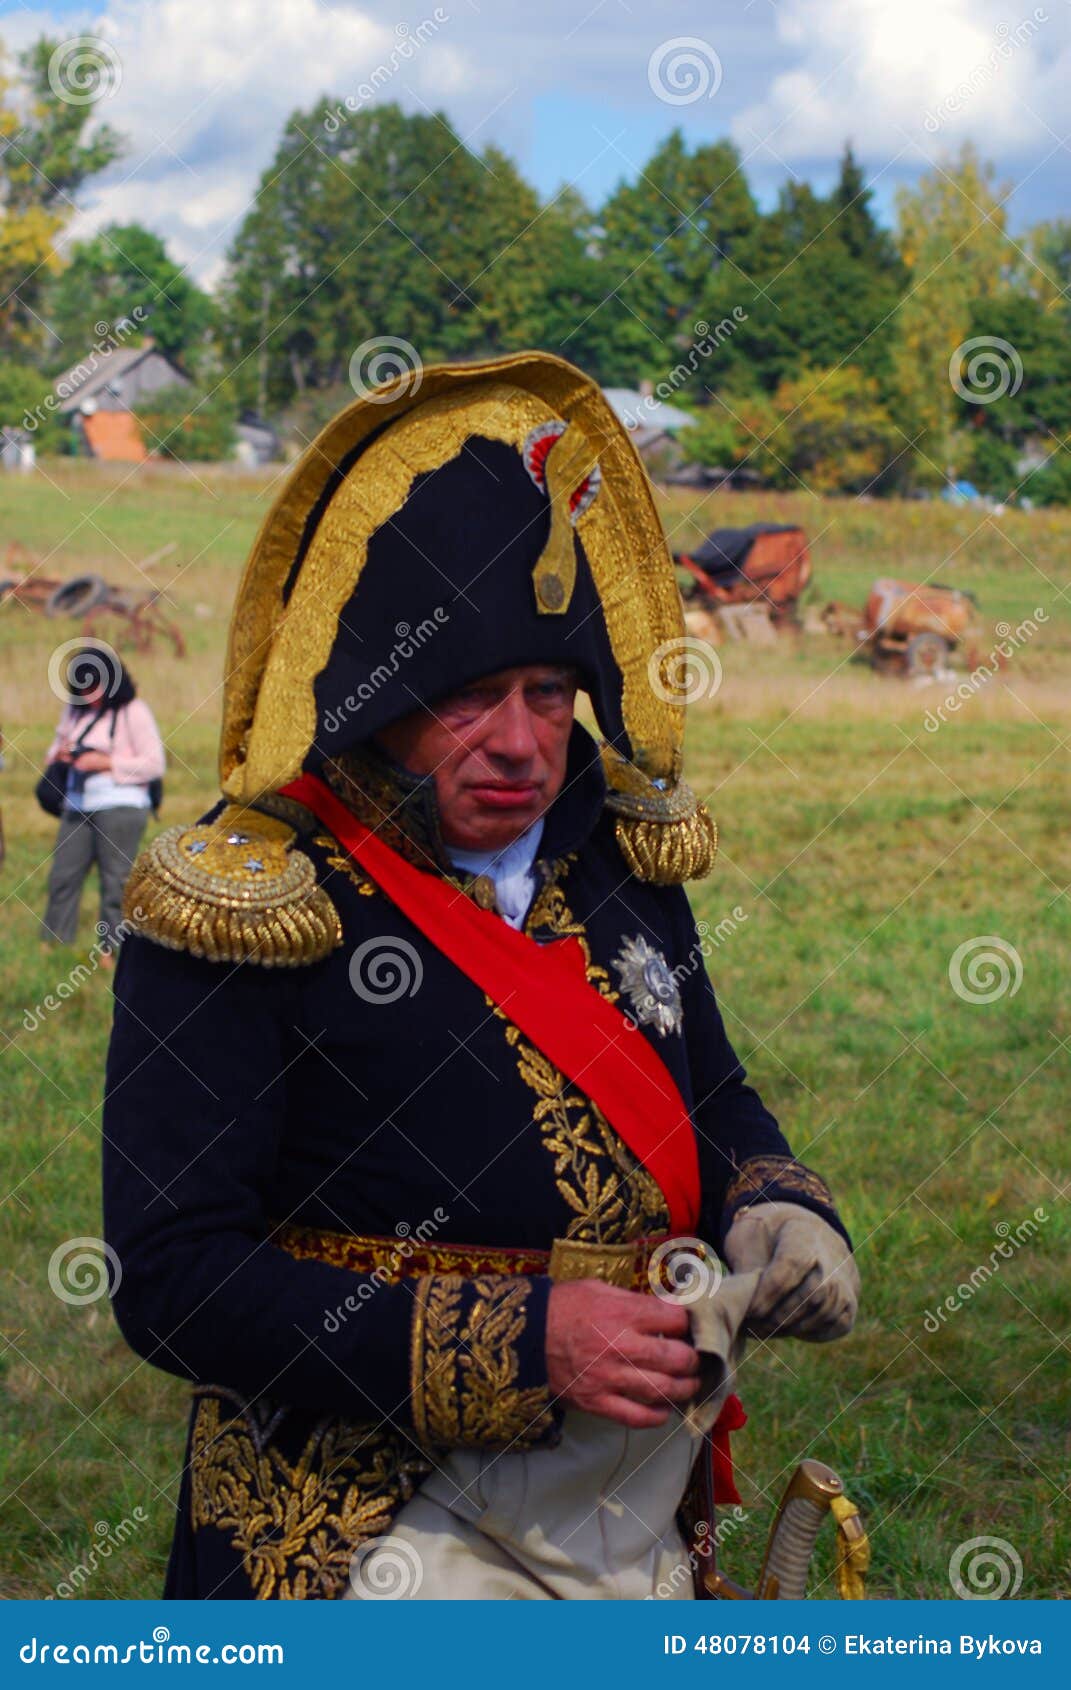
[[47, 698, 166, 786]]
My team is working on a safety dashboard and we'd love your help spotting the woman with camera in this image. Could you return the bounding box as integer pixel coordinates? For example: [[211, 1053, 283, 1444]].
[[40, 646, 166, 964]]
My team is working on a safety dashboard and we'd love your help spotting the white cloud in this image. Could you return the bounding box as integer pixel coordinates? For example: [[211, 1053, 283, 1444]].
[[3, 0, 473, 284], [2, 0, 1068, 297], [731, 0, 1068, 167]]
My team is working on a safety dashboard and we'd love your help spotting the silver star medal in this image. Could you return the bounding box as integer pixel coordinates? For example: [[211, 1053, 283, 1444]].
[[612, 935, 683, 1038]]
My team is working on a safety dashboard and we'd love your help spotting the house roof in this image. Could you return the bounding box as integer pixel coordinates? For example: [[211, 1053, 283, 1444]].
[[81, 408, 147, 462], [51, 343, 185, 414], [602, 387, 693, 435]]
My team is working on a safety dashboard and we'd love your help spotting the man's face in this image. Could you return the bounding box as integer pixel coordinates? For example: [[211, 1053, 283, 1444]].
[[375, 664, 578, 851]]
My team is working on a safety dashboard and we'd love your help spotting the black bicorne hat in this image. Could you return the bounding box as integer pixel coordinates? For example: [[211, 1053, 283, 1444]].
[[219, 353, 716, 884], [308, 432, 626, 759]]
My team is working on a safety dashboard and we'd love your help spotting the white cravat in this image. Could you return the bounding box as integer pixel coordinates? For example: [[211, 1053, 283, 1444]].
[[448, 817, 545, 930]]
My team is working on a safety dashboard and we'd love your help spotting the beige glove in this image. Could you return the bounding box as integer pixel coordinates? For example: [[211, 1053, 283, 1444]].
[[723, 1201, 859, 1341]]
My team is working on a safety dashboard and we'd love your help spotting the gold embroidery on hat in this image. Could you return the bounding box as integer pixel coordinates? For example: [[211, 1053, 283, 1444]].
[[531, 422, 599, 617], [218, 357, 688, 853]]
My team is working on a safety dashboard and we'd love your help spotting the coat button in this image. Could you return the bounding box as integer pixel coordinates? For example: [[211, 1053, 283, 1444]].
[[472, 875, 497, 911]]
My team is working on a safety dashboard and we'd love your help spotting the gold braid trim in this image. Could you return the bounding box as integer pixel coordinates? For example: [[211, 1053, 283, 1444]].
[[613, 805, 718, 885], [221, 361, 686, 804], [511, 874, 669, 1242], [410, 1274, 554, 1451], [323, 747, 446, 871], [531, 422, 598, 614], [123, 807, 342, 968], [188, 1392, 428, 1600], [724, 1155, 836, 1215], [601, 745, 718, 885], [831, 1493, 871, 1600]]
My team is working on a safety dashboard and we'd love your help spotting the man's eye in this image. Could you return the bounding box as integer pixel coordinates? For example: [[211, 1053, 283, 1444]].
[[448, 689, 491, 714]]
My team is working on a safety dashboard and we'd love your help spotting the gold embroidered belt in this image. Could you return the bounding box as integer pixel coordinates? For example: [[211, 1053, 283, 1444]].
[[272, 1221, 673, 1293]]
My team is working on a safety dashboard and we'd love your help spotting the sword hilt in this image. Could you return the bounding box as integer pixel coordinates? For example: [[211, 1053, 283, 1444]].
[[756, 1460, 851, 1600]]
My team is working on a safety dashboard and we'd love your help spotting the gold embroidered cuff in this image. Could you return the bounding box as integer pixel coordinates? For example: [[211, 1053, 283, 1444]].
[[409, 1272, 556, 1451], [722, 1155, 849, 1247]]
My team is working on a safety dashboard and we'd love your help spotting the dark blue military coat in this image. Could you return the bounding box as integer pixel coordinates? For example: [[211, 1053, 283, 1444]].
[[103, 726, 848, 1599]]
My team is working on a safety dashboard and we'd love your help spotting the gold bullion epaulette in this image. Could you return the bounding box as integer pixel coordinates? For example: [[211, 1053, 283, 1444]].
[[122, 802, 343, 967]]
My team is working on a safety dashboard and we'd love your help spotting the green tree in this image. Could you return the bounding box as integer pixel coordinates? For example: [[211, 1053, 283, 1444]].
[[595, 132, 759, 384], [1027, 219, 1071, 316], [0, 360, 63, 447], [0, 35, 123, 356], [679, 387, 780, 479], [681, 365, 902, 494], [955, 290, 1071, 498], [890, 144, 1018, 480], [700, 147, 905, 397], [44, 223, 215, 370], [767, 365, 904, 494], [484, 185, 623, 382], [1020, 441, 1071, 506], [134, 383, 237, 462], [221, 102, 583, 411]]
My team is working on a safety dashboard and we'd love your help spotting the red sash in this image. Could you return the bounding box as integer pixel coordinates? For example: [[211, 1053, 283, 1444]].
[[282, 773, 701, 1235]]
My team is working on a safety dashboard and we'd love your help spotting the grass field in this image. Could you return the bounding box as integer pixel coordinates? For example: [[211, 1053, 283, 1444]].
[[1, 461, 1068, 1600]]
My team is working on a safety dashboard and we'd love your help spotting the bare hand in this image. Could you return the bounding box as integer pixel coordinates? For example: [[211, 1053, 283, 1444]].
[[545, 1279, 700, 1429], [72, 751, 112, 773]]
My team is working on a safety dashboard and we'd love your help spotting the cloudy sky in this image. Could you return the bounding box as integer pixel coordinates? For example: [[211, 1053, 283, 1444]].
[[2, 0, 1068, 287]]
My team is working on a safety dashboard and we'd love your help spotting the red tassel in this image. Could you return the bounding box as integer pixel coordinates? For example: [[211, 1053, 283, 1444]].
[[710, 1393, 747, 1505]]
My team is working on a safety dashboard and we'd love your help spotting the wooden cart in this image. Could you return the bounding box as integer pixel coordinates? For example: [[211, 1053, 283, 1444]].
[[859, 577, 976, 676], [674, 525, 812, 627]]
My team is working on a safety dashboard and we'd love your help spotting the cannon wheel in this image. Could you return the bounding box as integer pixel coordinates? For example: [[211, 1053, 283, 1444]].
[[905, 630, 951, 676], [45, 574, 110, 619]]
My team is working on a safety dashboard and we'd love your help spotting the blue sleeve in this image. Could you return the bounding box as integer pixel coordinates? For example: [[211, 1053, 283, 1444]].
[[102, 935, 557, 1448]]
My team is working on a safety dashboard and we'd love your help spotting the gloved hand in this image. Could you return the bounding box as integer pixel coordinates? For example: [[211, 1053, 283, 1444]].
[[723, 1201, 859, 1341]]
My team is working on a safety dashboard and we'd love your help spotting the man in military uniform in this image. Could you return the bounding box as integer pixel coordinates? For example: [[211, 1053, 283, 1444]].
[[103, 353, 858, 1601]]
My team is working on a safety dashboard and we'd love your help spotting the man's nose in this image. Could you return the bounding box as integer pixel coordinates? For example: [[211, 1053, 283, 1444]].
[[483, 689, 539, 762]]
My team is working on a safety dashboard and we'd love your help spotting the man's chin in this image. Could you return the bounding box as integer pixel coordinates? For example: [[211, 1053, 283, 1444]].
[[446, 800, 544, 853]]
